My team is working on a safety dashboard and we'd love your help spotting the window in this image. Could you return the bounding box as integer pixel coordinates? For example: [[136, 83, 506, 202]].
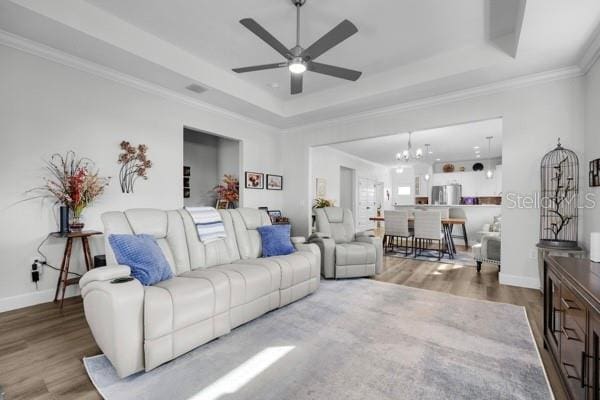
[[397, 186, 411, 195]]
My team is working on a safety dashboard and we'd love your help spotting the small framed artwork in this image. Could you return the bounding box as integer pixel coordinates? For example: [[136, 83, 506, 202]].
[[316, 178, 327, 197], [591, 159, 600, 187], [215, 199, 229, 209], [245, 171, 264, 189], [267, 174, 283, 190], [183, 166, 191, 176], [183, 177, 190, 187], [183, 188, 190, 198], [267, 210, 282, 223]]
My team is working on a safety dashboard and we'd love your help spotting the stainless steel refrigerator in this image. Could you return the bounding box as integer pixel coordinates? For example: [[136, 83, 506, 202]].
[[431, 184, 462, 205]]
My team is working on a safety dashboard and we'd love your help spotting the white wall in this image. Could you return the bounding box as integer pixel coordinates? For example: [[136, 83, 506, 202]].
[[183, 131, 219, 207], [284, 76, 585, 290], [584, 59, 600, 251], [310, 146, 392, 213], [0, 44, 283, 310], [217, 137, 240, 182]]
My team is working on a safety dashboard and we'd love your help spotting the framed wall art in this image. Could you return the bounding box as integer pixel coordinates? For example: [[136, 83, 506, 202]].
[[245, 171, 264, 189], [267, 174, 283, 190]]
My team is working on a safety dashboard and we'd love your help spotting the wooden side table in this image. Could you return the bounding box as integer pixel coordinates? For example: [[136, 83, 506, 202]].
[[51, 230, 102, 308]]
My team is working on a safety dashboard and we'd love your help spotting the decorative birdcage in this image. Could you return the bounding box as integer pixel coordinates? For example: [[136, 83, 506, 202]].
[[538, 139, 579, 248]]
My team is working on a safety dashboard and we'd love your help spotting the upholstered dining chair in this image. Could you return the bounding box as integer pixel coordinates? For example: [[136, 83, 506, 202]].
[[413, 210, 445, 260], [383, 210, 413, 255], [310, 207, 383, 279]]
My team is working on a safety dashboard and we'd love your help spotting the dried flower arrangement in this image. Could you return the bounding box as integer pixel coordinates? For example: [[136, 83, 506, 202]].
[[213, 174, 239, 206], [118, 141, 152, 193], [28, 151, 110, 230]]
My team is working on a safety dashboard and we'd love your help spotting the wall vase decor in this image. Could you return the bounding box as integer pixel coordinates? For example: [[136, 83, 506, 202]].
[[538, 139, 579, 249], [118, 141, 152, 193]]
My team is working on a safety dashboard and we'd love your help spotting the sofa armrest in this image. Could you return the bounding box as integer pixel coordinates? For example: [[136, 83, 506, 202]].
[[290, 236, 306, 244], [79, 265, 131, 289], [80, 268, 144, 378], [309, 234, 336, 278], [355, 235, 383, 274], [310, 232, 331, 239], [355, 230, 375, 238]]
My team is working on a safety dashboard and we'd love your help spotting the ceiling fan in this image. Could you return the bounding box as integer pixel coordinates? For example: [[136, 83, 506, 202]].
[[232, 0, 362, 95]]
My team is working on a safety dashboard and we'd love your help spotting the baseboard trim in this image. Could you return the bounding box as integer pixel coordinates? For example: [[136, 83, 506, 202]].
[[499, 272, 540, 290], [0, 287, 80, 313]]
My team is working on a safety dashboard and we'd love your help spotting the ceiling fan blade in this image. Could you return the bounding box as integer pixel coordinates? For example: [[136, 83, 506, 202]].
[[291, 73, 303, 95], [302, 19, 358, 60], [308, 62, 362, 81], [232, 63, 287, 73], [240, 18, 291, 59]]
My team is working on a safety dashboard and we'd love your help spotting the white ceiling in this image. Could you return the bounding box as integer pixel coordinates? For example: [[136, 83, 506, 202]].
[[328, 118, 503, 167], [1, 0, 599, 128]]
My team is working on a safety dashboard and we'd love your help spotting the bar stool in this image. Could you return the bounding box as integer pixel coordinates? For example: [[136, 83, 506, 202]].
[[449, 207, 468, 248], [383, 210, 413, 255], [413, 210, 445, 260]]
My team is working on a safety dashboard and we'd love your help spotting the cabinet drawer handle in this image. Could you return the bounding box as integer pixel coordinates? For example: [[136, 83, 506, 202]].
[[561, 327, 582, 342], [562, 298, 581, 310]]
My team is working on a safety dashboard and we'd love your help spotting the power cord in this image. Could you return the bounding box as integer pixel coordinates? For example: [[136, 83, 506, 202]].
[[36, 233, 82, 278]]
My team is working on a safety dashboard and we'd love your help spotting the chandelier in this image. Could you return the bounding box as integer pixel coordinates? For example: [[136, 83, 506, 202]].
[[396, 132, 422, 162]]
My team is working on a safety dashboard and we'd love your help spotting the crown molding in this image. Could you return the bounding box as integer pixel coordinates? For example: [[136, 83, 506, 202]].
[[579, 23, 600, 74], [0, 29, 276, 131], [283, 65, 583, 134]]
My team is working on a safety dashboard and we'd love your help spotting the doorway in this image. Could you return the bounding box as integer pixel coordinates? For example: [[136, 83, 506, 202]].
[[183, 128, 241, 207], [339, 166, 355, 212]]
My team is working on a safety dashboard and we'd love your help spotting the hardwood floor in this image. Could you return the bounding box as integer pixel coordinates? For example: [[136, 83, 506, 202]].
[[0, 255, 567, 399]]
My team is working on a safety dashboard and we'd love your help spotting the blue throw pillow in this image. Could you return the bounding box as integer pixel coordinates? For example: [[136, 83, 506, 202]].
[[108, 234, 173, 286], [257, 224, 295, 257]]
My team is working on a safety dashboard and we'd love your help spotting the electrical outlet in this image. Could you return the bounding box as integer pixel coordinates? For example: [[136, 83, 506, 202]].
[[529, 249, 538, 260]]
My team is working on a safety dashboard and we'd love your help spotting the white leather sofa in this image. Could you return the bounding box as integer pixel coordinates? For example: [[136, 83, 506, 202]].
[[79, 208, 320, 378], [310, 207, 383, 279]]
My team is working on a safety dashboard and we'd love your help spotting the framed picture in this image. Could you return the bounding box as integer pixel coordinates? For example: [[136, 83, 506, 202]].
[[267, 210, 282, 223], [183, 177, 190, 188], [183, 166, 191, 176], [316, 178, 327, 197], [245, 171, 264, 189], [215, 199, 229, 209], [591, 159, 600, 187], [183, 188, 190, 198], [266, 174, 283, 190]]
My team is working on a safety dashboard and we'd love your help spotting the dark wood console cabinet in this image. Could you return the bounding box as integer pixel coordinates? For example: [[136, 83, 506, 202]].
[[544, 256, 600, 400]]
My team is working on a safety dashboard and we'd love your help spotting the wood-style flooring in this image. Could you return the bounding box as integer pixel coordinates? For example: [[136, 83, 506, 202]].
[[0, 254, 567, 399]]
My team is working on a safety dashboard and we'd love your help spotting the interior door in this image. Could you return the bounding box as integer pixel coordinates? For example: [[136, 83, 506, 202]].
[[357, 178, 376, 231], [588, 313, 600, 399]]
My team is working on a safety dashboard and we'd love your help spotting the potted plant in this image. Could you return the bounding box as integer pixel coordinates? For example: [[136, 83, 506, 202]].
[[312, 197, 334, 209], [30, 151, 110, 231]]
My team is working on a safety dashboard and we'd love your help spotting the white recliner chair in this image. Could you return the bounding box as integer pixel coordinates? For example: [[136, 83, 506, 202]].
[[79, 208, 320, 378], [310, 207, 383, 279]]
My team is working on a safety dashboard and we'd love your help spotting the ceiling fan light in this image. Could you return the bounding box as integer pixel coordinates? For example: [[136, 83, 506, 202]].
[[289, 61, 306, 74]]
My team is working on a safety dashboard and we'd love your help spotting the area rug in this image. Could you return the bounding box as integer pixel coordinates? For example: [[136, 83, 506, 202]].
[[84, 279, 552, 400]]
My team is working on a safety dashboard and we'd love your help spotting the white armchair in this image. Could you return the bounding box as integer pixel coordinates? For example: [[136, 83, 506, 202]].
[[309, 207, 383, 279], [472, 216, 501, 272]]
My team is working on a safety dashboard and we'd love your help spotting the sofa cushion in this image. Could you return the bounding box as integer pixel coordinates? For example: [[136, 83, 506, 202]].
[[335, 242, 377, 266], [109, 234, 173, 286], [208, 263, 278, 307], [257, 224, 295, 257]]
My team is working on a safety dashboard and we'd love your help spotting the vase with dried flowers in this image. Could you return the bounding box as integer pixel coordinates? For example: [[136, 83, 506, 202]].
[[28, 151, 110, 231], [213, 174, 239, 208], [118, 141, 152, 193]]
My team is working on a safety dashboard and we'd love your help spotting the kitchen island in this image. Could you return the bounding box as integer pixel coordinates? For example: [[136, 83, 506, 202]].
[[391, 204, 501, 247]]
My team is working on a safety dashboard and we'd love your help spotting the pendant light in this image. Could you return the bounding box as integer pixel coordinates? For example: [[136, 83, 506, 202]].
[[485, 136, 494, 179]]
